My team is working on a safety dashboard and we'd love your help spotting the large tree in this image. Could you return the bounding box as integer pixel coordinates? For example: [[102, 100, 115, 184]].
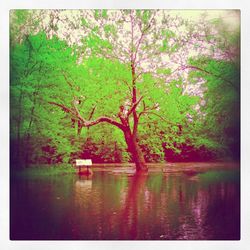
[[46, 10, 204, 172]]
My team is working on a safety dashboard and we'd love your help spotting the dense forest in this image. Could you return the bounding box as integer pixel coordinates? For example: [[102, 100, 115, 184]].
[[10, 10, 240, 171]]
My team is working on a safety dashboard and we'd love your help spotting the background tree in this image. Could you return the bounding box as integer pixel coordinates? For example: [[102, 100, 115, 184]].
[[186, 14, 240, 159]]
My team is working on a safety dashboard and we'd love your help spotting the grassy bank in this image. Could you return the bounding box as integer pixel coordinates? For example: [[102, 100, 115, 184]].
[[12, 164, 76, 177]]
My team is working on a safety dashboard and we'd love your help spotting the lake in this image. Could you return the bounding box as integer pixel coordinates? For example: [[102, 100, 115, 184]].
[[10, 163, 240, 240]]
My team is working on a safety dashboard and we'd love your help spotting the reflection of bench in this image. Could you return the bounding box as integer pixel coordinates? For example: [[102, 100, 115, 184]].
[[75, 159, 93, 175]]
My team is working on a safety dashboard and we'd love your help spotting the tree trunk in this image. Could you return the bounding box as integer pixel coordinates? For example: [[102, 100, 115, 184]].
[[123, 129, 148, 172]]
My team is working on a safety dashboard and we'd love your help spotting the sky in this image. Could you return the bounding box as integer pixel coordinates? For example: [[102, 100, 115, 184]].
[[169, 9, 239, 27]]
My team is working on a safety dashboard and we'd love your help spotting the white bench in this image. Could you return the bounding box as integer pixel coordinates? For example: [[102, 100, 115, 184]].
[[76, 159, 92, 166], [75, 159, 92, 175]]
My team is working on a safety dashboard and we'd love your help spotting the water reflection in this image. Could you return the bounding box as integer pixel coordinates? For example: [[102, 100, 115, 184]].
[[75, 178, 93, 189], [10, 168, 240, 240], [74, 177, 93, 207]]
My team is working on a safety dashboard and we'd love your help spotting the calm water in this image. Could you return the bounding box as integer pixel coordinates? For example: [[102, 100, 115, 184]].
[[10, 164, 240, 240]]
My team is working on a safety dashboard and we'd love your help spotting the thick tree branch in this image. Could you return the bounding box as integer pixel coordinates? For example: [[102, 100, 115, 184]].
[[83, 116, 126, 130], [49, 101, 126, 131]]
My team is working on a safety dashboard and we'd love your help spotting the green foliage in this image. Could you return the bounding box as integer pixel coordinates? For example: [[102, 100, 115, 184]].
[[156, 68, 172, 75], [10, 32, 79, 166], [83, 33, 113, 51]]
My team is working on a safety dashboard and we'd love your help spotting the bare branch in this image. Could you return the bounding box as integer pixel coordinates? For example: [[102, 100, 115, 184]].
[[186, 65, 234, 85], [138, 111, 177, 126], [88, 106, 96, 120], [127, 95, 143, 117], [61, 71, 73, 88], [48, 101, 75, 114], [134, 72, 143, 82], [117, 79, 132, 92], [172, 64, 238, 91], [130, 11, 135, 62]]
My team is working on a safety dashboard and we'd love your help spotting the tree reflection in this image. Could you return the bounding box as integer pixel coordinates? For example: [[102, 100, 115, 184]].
[[119, 173, 148, 239]]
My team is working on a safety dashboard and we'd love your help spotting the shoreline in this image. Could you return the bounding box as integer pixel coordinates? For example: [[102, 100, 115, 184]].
[[11, 161, 240, 177]]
